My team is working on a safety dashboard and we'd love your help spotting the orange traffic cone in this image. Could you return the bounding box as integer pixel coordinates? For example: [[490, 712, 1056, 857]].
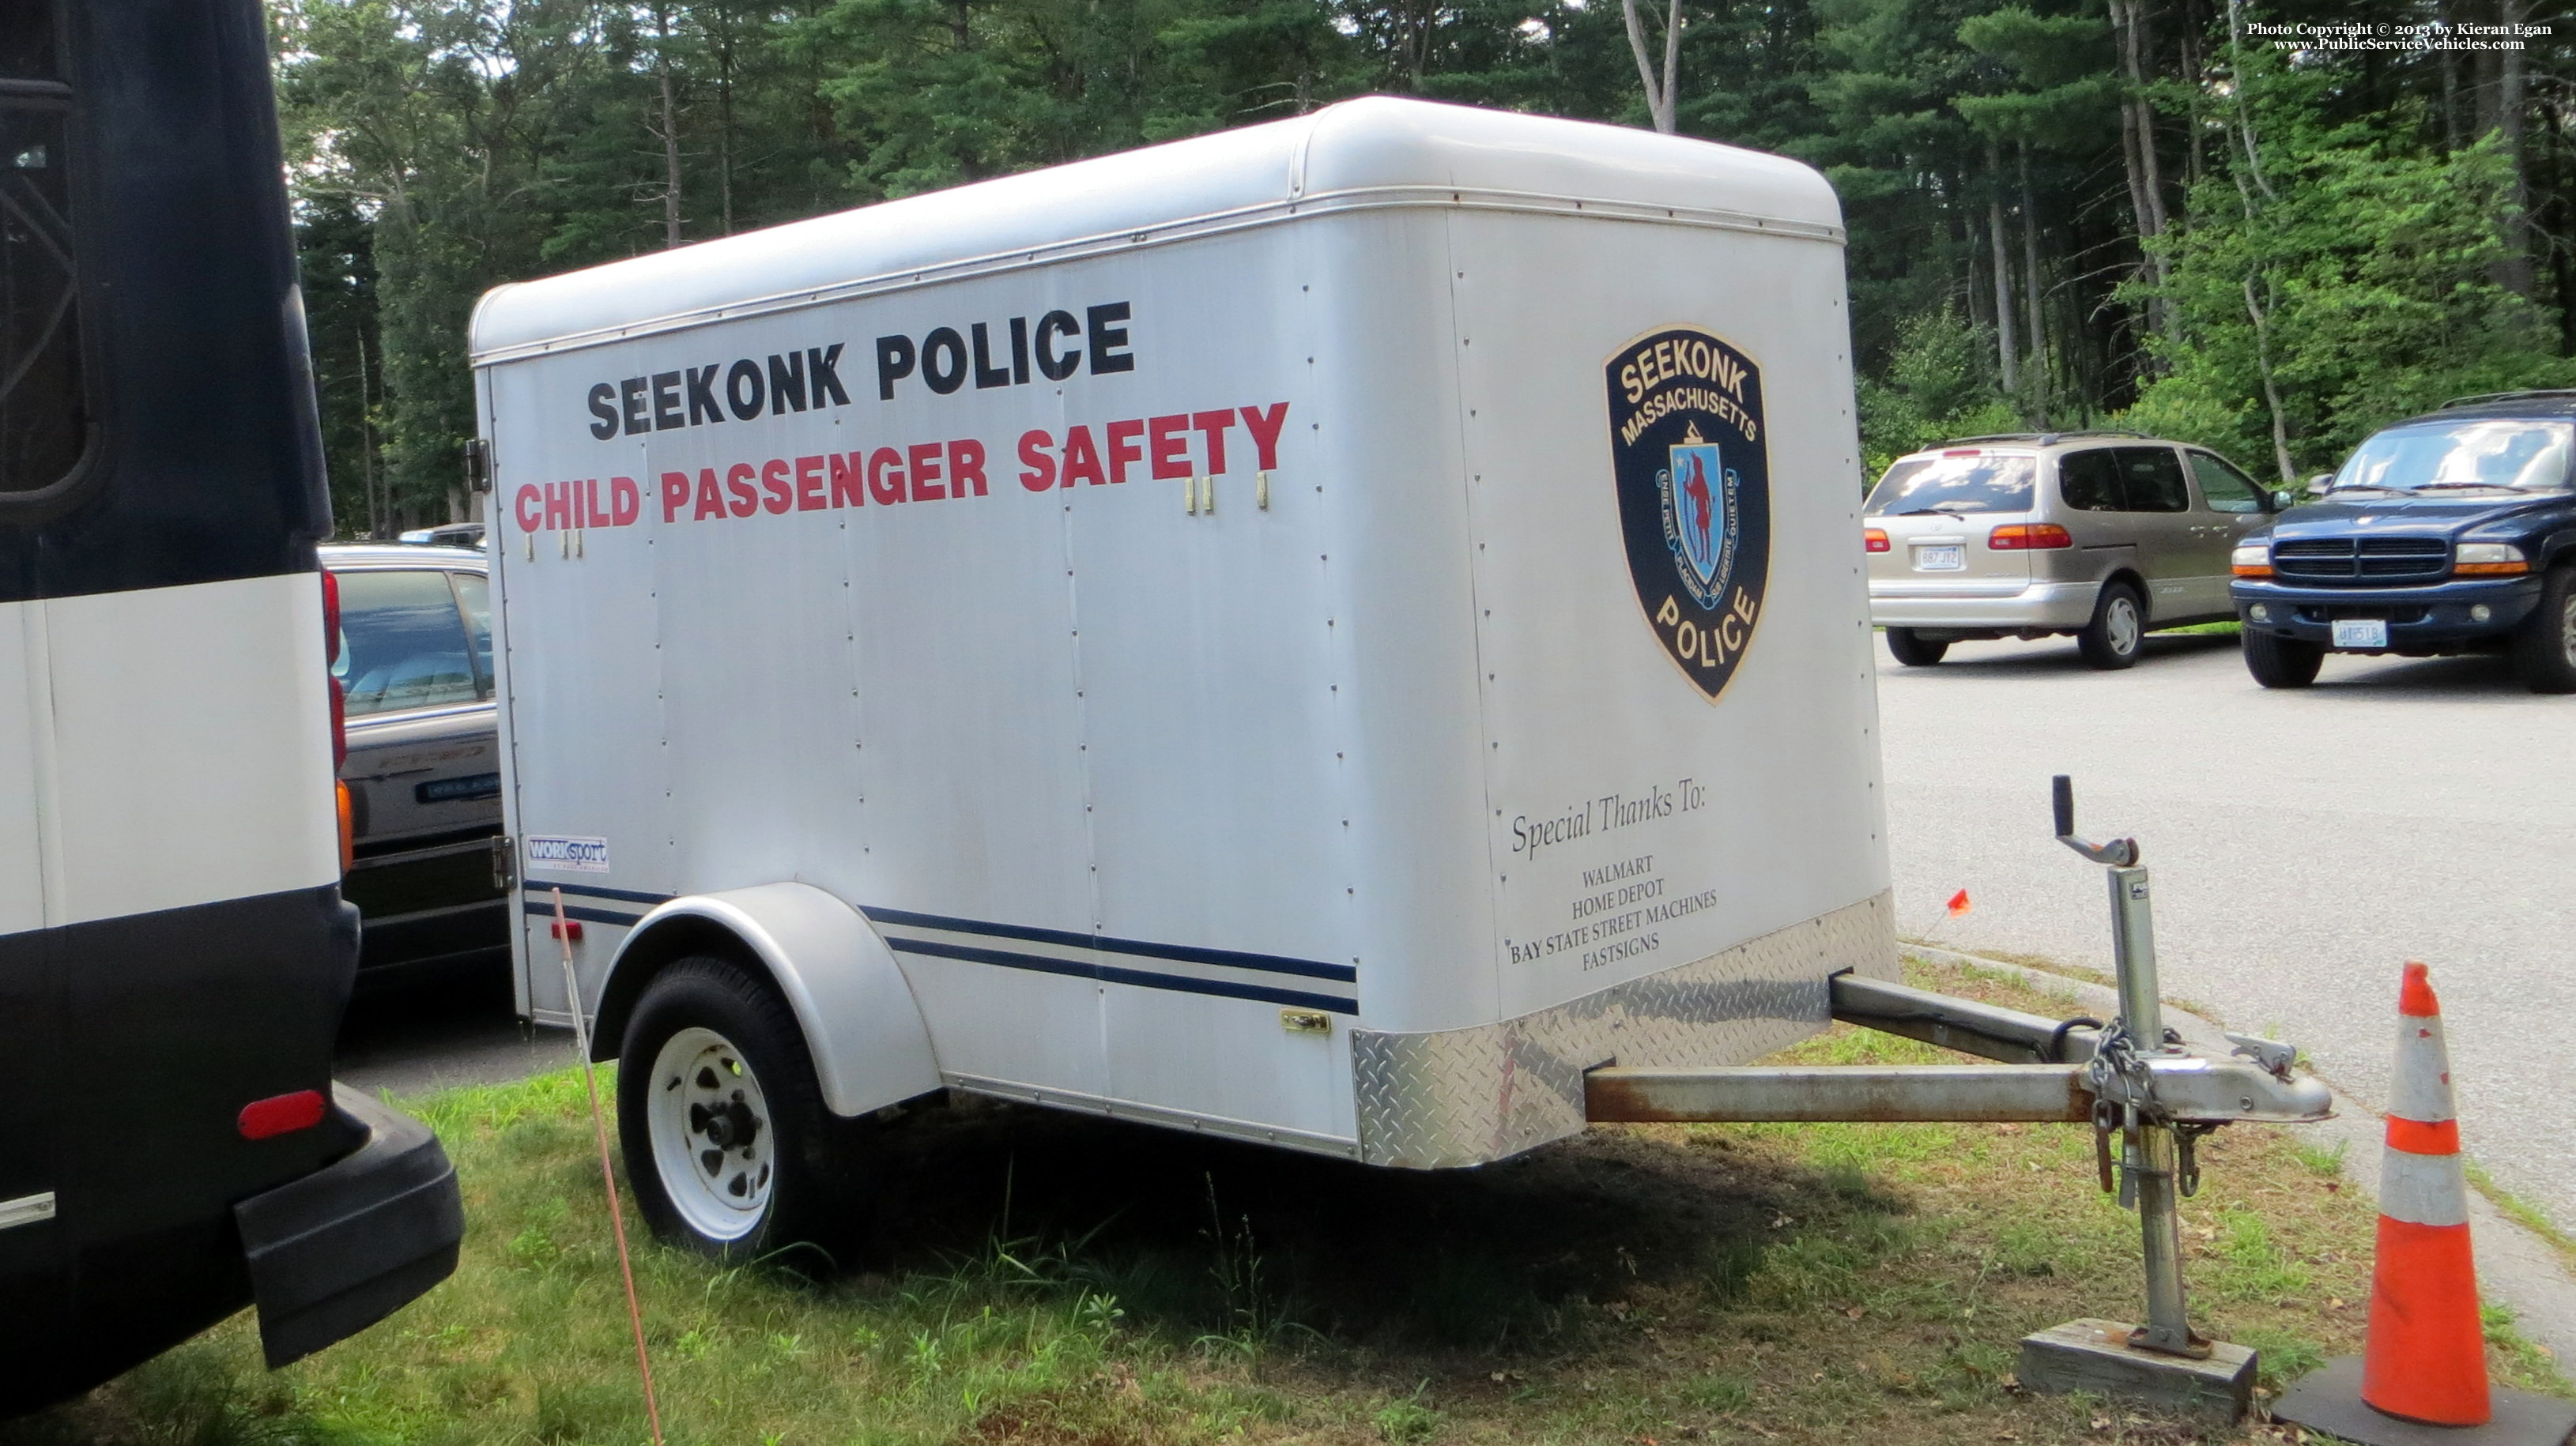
[[2360, 961, 2489, 1426], [2275, 962, 2574, 1445]]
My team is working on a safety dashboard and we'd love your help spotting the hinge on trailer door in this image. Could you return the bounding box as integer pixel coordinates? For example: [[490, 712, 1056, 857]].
[[463, 438, 492, 494], [492, 834, 516, 892]]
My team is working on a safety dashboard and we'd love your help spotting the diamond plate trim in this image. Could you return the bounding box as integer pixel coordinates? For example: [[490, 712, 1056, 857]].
[[1351, 891, 1896, 1168]]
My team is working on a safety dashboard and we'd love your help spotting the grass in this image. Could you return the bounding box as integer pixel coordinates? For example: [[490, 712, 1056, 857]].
[[2464, 1162, 2576, 1275], [11, 959, 2566, 1446], [1899, 940, 2114, 991]]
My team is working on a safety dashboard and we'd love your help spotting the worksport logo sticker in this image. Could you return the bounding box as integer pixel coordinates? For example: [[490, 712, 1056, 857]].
[[525, 834, 611, 874], [1605, 326, 1770, 702]]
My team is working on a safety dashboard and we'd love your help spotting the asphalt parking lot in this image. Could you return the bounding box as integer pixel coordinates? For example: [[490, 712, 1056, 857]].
[[335, 962, 575, 1098], [1876, 628, 2576, 1233]]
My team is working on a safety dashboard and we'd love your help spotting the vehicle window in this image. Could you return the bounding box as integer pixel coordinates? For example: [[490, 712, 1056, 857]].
[[2057, 450, 2122, 510], [333, 570, 478, 716], [2188, 451, 2265, 513], [1862, 452, 2036, 516], [2334, 418, 2576, 494], [450, 570, 493, 696], [0, 0, 91, 496], [2114, 446, 2189, 512]]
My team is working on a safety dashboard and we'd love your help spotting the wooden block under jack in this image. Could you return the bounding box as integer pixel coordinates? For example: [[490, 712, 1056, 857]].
[[2272, 1358, 2576, 1446], [2018, 1319, 2255, 1424]]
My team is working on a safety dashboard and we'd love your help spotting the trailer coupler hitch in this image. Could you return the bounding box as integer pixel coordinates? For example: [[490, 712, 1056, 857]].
[[1586, 777, 2330, 1395]]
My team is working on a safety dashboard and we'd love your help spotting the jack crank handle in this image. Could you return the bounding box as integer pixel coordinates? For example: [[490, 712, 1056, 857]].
[[2052, 774, 2140, 868]]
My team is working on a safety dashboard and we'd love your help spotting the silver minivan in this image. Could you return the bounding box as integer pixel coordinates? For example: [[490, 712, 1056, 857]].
[[1864, 431, 2283, 668]]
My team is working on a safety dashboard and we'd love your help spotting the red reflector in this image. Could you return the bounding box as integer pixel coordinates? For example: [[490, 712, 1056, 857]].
[[552, 919, 585, 941], [239, 1089, 327, 1141], [321, 570, 341, 666]]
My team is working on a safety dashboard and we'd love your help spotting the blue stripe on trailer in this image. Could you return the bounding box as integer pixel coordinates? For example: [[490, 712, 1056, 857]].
[[864, 906, 1356, 984], [890, 936, 1360, 1015], [511, 888, 1359, 1003]]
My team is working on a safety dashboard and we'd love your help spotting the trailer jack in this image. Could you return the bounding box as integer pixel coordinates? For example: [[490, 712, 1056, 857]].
[[1583, 778, 2328, 1424]]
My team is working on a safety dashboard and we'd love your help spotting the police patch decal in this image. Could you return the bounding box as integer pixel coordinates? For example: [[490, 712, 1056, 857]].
[[1605, 326, 1770, 702]]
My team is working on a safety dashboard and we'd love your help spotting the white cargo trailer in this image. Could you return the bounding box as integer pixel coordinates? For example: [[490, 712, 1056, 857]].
[[471, 96, 1895, 1255]]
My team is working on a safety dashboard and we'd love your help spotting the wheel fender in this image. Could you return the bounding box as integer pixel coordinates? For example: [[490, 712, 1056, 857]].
[[2098, 568, 2147, 607], [601, 883, 941, 1118]]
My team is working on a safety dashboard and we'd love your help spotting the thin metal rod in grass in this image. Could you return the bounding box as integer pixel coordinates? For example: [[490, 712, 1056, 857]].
[[553, 887, 667, 1446]]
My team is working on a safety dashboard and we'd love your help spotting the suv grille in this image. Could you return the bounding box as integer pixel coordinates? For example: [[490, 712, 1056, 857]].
[[2272, 536, 2450, 585]]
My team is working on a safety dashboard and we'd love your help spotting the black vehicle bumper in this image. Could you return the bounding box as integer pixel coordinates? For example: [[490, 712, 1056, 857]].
[[233, 1084, 462, 1369], [2231, 575, 2544, 652]]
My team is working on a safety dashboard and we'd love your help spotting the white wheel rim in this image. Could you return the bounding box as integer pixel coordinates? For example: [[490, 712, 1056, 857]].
[[647, 1026, 776, 1241], [2106, 596, 2140, 654]]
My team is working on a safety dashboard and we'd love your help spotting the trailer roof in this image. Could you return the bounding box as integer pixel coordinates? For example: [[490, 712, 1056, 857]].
[[468, 96, 1842, 363]]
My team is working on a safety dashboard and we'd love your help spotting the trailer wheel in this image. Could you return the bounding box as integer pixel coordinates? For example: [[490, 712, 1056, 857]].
[[617, 955, 866, 1264], [1882, 627, 1948, 666]]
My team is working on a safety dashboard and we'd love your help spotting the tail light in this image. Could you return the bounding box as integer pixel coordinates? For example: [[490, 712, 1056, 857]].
[[1863, 528, 1890, 553], [1989, 523, 2072, 550], [322, 569, 346, 769]]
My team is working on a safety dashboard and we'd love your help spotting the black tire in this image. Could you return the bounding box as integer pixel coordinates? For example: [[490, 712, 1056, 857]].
[[1884, 627, 1949, 666], [2076, 582, 2146, 670], [2512, 566, 2576, 694], [2242, 627, 2324, 688], [617, 955, 869, 1265]]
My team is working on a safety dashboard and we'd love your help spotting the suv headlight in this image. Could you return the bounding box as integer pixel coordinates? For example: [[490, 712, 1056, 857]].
[[2231, 542, 2272, 577], [2454, 542, 2530, 575]]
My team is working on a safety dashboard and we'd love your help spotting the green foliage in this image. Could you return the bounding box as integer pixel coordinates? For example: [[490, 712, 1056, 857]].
[[1857, 307, 2017, 478], [1371, 1384, 1442, 1443], [1952, 6, 2114, 147], [269, 0, 2576, 531], [2129, 43, 2576, 480]]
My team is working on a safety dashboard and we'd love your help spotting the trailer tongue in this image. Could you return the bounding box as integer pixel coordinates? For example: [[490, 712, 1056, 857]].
[[1590, 777, 2333, 1422]]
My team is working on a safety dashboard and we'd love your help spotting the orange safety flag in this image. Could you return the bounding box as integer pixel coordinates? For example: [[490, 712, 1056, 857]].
[[1945, 889, 1972, 918]]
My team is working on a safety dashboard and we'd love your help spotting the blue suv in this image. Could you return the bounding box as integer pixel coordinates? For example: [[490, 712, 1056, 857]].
[[2231, 392, 2576, 692]]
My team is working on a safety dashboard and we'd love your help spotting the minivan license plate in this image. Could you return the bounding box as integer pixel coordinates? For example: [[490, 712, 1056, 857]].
[[1915, 544, 1964, 571], [2332, 618, 2389, 650]]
